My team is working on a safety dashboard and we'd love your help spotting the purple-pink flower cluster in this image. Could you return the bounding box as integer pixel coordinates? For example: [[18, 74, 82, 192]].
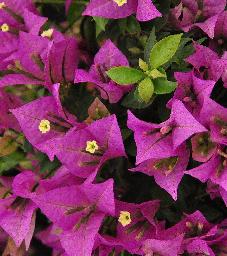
[[0, 0, 227, 255]]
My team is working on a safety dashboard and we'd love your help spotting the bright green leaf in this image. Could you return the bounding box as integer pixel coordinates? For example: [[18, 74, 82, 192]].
[[150, 34, 183, 68], [149, 69, 166, 79], [93, 17, 108, 37], [167, 37, 193, 70], [153, 78, 177, 94], [139, 58, 149, 71], [138, 77, 154, 103], [106, 67, 144, 85]]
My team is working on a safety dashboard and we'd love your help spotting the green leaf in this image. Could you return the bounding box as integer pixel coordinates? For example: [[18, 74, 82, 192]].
[[121, 128, 132, 140], [106, 67, 144, 85], [126, 16, 141, 35], [62, 84, 94, 122], [149, 69, 166, 79], [0, 136, 18, 157], [0, 151, 24, 174], [67, 2, 84, 25], [138, 77, 154, 103], [167, 37, 193, 70], [121, 89, 155, 109], [118, 19, 127, 34], [93, 17, 108, 37], [144, 26, 156, 64], [23, 139, 33, 153], [153, 78, 176, 94], [39, 157, 60, 174], [139, 58, 149, 71], [150, 34, 183, 68]]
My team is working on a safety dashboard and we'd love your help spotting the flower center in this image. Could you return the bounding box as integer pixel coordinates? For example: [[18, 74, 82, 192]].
[[39, 119, 51, 134], [1, 23, 9, 32], [86, 140, 99, 154], [113, 0, 127, 7], [73, 204, 96, 230], [192, 132, 216, 157], [185, 221, 204, 238], [0, 2, 6, 9], [221, 128, 227, 136], [41, 28, 54, 38], [11, 197, 28, 213], [160, 126, 172, 135], [153, 156, 178, 176], [118, 211, 131, 227], [182, 86, 197, 107], [213, 116, 227, 137], [216, 149, 227, 177]]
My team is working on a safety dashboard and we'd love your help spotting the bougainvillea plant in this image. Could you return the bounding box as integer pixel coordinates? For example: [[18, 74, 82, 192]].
[[0, 0, 227, 255]]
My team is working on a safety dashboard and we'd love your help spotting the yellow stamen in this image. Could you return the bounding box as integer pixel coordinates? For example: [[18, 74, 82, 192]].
[[118, 211, 131, 227], [186, 221, 193, 228], [53, 227, 62, 235], [113, 0, 127, 7], [41, 28, 54, 38], [86, 140, 99, 154], [0, 2, 6, 9], [197, 222, 203, 231], [1, 23, 9, 32], [39, 119, 51, 134]]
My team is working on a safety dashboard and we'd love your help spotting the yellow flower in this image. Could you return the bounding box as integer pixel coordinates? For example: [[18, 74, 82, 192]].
[[41, 28, 54, 38], [86, 140, 99, 154], [39, 119, 51, 134], [1, 23, 9, 32], [0, 2, 6, 9], [113, 0, 127, 7], [118, 211, 131, 227]]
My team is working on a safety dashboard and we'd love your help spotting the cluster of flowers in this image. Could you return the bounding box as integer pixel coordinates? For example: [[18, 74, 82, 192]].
[[0, 0, 227, 255]]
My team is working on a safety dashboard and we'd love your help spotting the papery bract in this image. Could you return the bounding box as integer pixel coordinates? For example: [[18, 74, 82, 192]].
[[127, 99, 206, 164], [0, 171, 38, 249], [0, 0, 47, 69], [199, 98, 227, 146], [130, 144, 190, 200], [39, 166, 84, 192], [169, 0, 226, 38], [11, 95, 79, 160], [75, 39, 131, 103], [191, 132, 217, 163], [142, 235, 184, 256], [48, 114, 126, 178], [158, 211, 222, 255], [186, 43, 227, 86], [36, 224, 65, 255], [113, 200, 160, 254], [0, 89, 22, 131], [0, 31, 78, 95], [186, 147, 227, 204], [83, 0, 161, 21], [32, 179, 115, 256], [167, 71, 215, 117]]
